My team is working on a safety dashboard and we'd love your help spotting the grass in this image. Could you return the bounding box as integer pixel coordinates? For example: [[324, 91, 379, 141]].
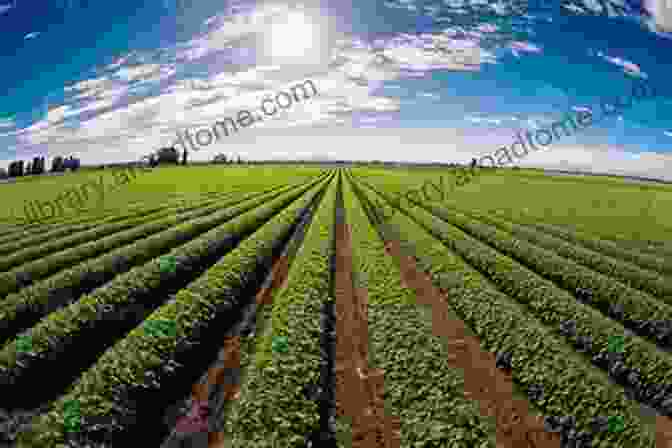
[[355, 166, 672, 243], [3, 164, 670, 447], [0, 165, 324, 224]]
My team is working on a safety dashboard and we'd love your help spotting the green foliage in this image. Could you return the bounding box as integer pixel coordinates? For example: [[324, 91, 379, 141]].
[[441, 206, 672, 300], [15, 174, 332, 447], [271, 335, 289, 353], [225, 175, 338, 447], [341, 174, 497, 447], [354, 179, 657, 447]]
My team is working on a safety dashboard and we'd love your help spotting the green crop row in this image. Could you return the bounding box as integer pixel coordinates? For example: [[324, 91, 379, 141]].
[[443, 206, 672, 303], [0, 196, 221, 268], [0, 179, 320, 347], [361, 179, 672, 350], [16, 174, 334, 447], [0, 205, 137, 249], [0, 167, 324, 246], [0, 178, 324, 405], [0, 184, 268, 268], [0, 200, 133, 242], [603, 238, 672, 261], [0, 189, 191, 246], [342, 174, 497, 447], [517, 218, 672, 259], [515, 218, 672, 277], [190, 177, 326, 441], [352, 179, 657, 447], [598, 234, 672, 260], [359, 180, 672, 415], [0, 182, 304, 343], [222, 173, 340, 447], [0, 189, 259, 298], [0, 188, 245, 257]]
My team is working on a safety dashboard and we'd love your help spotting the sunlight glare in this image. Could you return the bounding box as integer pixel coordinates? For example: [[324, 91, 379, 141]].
[[271, 11, 314, 58], [263, 9, 323, 65]]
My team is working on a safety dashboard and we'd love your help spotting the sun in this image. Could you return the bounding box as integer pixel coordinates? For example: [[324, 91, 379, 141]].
[[260, 7, 329, 66], [270, 12, 314, 58]]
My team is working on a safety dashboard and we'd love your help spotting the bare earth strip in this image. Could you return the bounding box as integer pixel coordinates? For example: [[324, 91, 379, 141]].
[[334, 222, 400, 448], [383, 238, 561, 448], [164, 251, 291, 448]]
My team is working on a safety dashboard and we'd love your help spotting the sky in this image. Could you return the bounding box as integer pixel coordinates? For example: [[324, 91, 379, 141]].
[[0, 0, 671, 179]]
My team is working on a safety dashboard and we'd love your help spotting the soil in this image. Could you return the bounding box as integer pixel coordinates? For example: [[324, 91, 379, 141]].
[[657, 415, 672, 446], [383, 237, 561, 448], [334, 222, 400, 448], [165, 252, 291, 448], [380, 237, 672, 447]]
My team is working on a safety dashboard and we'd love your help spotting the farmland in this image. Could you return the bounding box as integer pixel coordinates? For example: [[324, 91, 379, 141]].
[[0, 164, 671, 447]]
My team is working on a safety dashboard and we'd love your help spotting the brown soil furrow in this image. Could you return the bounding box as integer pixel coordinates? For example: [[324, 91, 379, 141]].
[[169, 252, 291, 447], [657, 416, 672, 447], [335, 222, 400, 448], [383, 239, 561, 448]]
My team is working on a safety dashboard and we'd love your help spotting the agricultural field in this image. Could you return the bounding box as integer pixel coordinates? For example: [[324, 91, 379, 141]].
[[0, 164, 671, 448]]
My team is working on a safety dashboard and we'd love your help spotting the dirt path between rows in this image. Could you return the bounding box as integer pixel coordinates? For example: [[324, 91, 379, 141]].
[[334, 222, 401, 448], [382, 236, 672, 448], [383, 238, 561, 448], [166, 252, 291, 447]]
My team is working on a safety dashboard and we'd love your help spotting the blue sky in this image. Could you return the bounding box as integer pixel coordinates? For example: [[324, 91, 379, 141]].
[[0, 0, 671, 179]]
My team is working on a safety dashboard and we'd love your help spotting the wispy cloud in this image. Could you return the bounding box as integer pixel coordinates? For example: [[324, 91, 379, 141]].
[[24, 32, 41, 40], [2, 1, 668, 182], [0, 3, 14, 15], [597, 51, 648, 79]]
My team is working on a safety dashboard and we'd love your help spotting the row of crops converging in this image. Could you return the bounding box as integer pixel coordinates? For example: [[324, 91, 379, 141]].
[[0, 167, 671, 447]]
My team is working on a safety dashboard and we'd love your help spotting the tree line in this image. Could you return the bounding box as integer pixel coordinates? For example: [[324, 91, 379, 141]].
[[0, 145, 246, 179], [141, 146, 243, 167], [1, 155, 81, 178], [3, 146, 481, 178]]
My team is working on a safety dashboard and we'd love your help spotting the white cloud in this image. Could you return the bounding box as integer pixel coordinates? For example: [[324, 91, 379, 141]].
[[645, 0, 672, 33], [597, 52, 648, 79], [112, 64, 162, 82], [2, 7, 668, 183]]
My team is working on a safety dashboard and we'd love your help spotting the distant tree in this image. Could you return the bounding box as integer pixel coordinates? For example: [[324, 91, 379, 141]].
[[181, 147, 188, 166], [213, 153, 228, 164], [63, 155, 80, 171], [140, 154, 156, 168], [157, 147, 179, 165], [31, 157, 42, 174], [9, 160, 25, 177], [51, 156, 65, 172], [0, 168, 7, 179], [145, 153, 159, 168], [237, 155, 242, 164], [470, 158, 477, 170], [25, 162, 32, 174]]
